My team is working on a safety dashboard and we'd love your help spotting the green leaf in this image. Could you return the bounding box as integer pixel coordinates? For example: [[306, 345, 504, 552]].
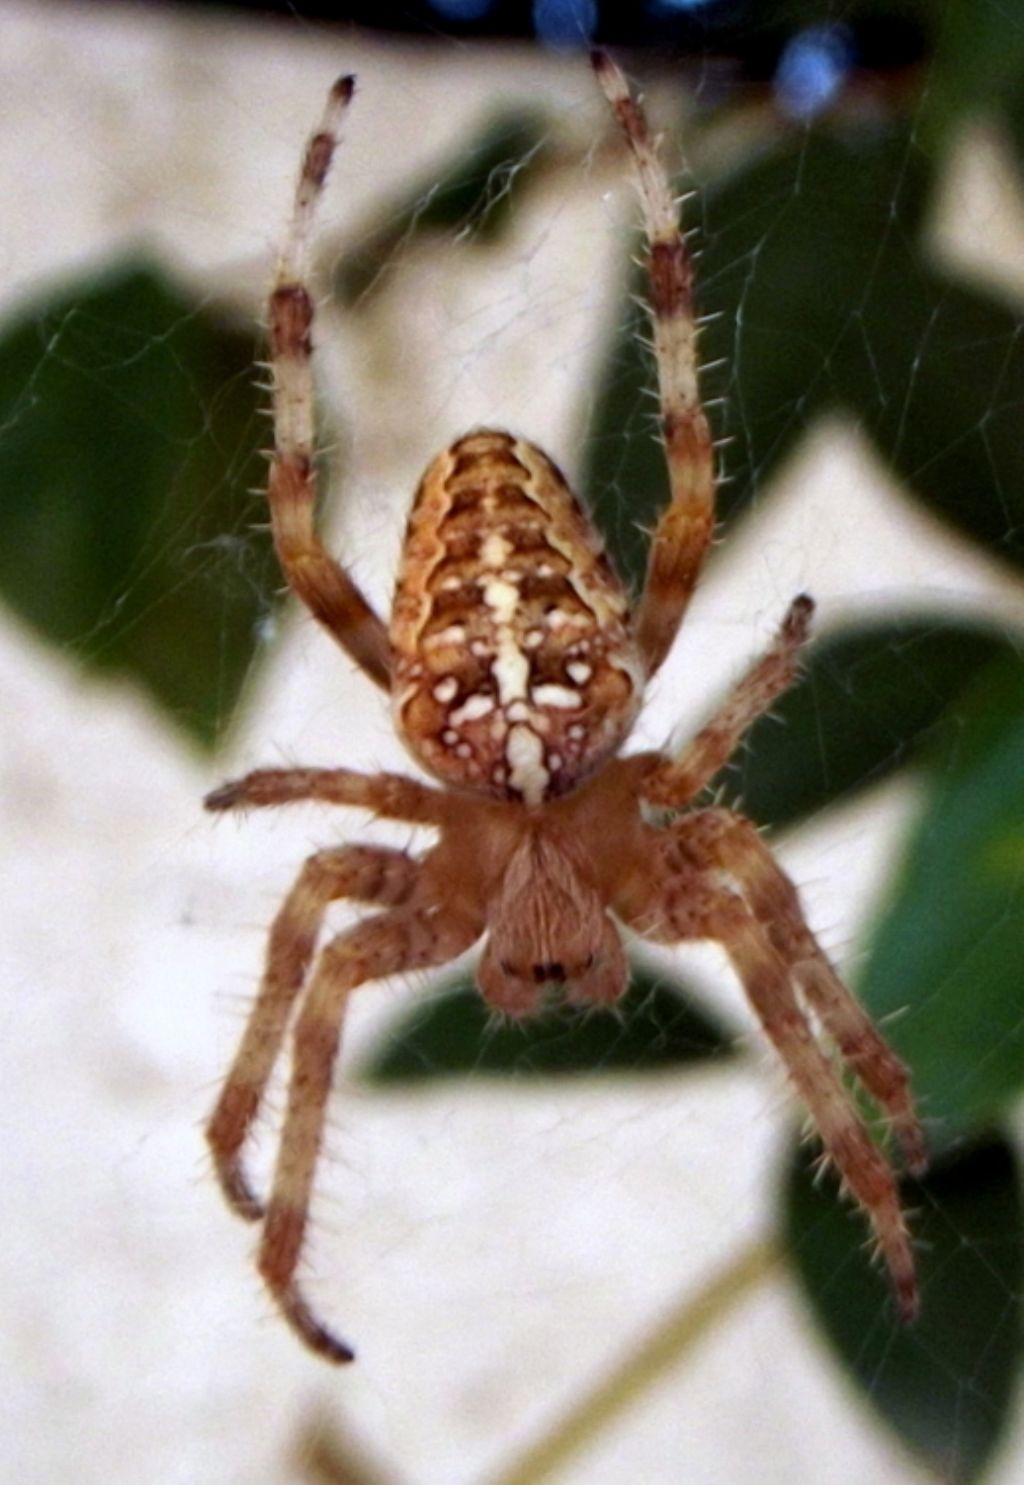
[[335, 107, 551, 304], [842, 263, 1024, 574], [360, 960, 735, 1082], [785, 1134, 1023, 1485], [857, 653, 1024, 1146], [0, 257, 271, 748], [724, 616, 1019, 829], [922, 0, 1024, 160]]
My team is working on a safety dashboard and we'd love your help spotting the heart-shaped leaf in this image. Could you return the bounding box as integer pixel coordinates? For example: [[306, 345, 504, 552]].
[[0, 257, 271, 748]]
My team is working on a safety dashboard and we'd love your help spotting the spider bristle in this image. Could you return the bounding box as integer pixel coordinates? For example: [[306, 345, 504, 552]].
[[700, 357, 729, 374]]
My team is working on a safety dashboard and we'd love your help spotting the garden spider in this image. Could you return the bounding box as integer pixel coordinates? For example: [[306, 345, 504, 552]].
[[205, 52, 926, 1363]]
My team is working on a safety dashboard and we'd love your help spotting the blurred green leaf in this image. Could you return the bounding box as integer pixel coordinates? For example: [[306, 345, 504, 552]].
[[841, 262, 1024, 572], [0, 257, 270, 748], [922, 0, 1024, 160], [724, 615, 1019, 829], [360, 960, 735, 1082], [857, 652, 1024, 1147], [785, 1133, 1023, 1485], [336, 107, 551, 304]]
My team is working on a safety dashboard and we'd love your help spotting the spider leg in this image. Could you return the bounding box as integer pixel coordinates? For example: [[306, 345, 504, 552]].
[[205, 765, 448, 826], [681, 809, 926, 1174], [716, 900, 918, 1322], [641, 594, 815, 809], [207, 845, 419, 1220], [616, 854, 918, 1322], [259, 904, 479, 1363], [268, 76, 391, 690], [593, 52, 714, 678]]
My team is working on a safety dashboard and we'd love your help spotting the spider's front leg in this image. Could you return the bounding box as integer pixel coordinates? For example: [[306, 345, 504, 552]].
[[267, 74, 391, 690], [259, 904, 480, 1363], [206, 844, 420, 1219], [593, 51, 715, 677]]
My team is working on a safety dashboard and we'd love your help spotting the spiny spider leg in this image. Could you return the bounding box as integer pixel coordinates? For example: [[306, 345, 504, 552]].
[[616, 863, 918, 1322], [267, 75, 391, 689], [686, 809, 927, 1174], [711, 897, 919, 1322], [206, 845, 420, 1220], [258, 905, 479, 1363], [642, 594, 815, 809], [204, 766, 449, 826], [592, 51, 714, 678]]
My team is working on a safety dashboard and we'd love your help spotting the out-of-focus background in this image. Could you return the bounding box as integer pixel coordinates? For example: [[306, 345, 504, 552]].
[[3, 3, 1024, 1483]]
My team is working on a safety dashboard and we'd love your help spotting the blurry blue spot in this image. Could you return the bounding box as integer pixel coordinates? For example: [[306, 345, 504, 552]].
[[429, 0, 494, 18], [775, 25, 854, 120], [534, 0, 597, 50]]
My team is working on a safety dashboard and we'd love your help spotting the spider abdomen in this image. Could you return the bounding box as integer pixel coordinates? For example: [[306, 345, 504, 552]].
[[390, 429, 644, 804]]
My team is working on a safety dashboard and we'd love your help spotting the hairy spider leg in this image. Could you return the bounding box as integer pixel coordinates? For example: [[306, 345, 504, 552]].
[[205, 765, 448, 824], [258, 905, 479, 1362], [267, 75, 392, 689], [642, 594, 815, 809], [592, 51, 715, 678], [206, 845, 419, 1219], [686, 809, 927, 1175], [615, 858, 918, 1322]]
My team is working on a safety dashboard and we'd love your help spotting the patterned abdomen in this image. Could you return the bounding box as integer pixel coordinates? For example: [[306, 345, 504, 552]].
[[390, 430, 644, 804]]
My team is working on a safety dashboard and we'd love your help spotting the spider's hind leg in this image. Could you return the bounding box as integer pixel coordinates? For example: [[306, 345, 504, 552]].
[[683, 808, 926, 1175], [259, 904, 479, 1363], [614, 840, 919, 1323], [206, 844, 419, 1221], [713, 897, 920, 1322]]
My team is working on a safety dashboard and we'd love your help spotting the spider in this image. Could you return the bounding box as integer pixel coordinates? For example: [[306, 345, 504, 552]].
[[205, 52, 926, 1364]]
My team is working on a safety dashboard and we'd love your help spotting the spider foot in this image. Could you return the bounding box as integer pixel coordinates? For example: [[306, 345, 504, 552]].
[[215, 1160, 265, 1224], [274, 1283, 357, 1366], [203, 778, 247, 811], [893, 1110, 929, 1180], [260, 1199, 357, 1363], [879, 1234, 920, 1326]]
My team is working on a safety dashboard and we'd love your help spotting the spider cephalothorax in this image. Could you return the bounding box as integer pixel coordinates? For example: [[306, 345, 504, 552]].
[[205, 54, 925, 1364]]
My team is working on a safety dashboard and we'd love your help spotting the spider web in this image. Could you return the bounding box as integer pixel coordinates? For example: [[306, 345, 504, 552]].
[[1, 6, 1023, 1485]]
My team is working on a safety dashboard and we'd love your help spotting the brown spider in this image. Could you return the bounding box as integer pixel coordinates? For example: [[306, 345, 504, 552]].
[[205, 53, 926, 1364]]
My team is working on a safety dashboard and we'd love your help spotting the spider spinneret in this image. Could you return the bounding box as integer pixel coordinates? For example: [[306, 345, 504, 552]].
[[205, 53, 926, 1365]]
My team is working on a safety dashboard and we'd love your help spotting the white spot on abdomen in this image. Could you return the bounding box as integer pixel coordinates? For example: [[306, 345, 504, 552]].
[[450, 693, 495, 726], [506, 724, 547, 805], [532, 683, 582, 709]]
